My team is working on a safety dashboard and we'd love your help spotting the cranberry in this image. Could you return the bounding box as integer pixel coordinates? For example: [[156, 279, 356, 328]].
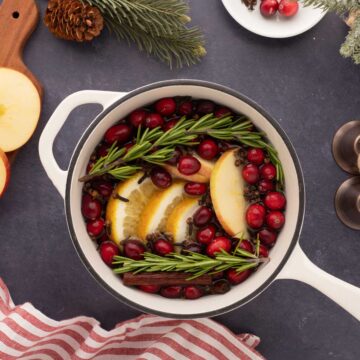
[[93, 180, 113, 198], [182, 242, 203, 254], [155, 98, 176, 116], [97, 144, 109, 157], [193, 206, 213, 227], [246, 203, 266, 229], [214, 107, 232, 118], [242, 164, 260, 185], [163, 119, 179, 132], [239, 239, 253, 253], [278, 0, 299, 17], [266, 211, 285, 230], [260, 0, 279, 17], [197, 100, 215, 114], [259, 244, 269, 258], [82, 194, 102, 220], [258, 179, 274, 194], [99, 241, 119, 266], [160, 286, 182, 298], [184, 182, 207, 196], [87, 218, 105, 237], [129, 109, 147, 128], [104, 124, 132, 144], [177, 155, 201, 175], [99, 233, 109, 243], [197, 139, 219, 160], [211, 279, 231, 294], [138, 284, 161, 294], [179, 101, 193, 116], [226, 269, 252, 285], [167, 147, 182, 165], [144, 113, 164, 129], [123, 239, 146, 260], [196, 224, 216, 245], [153, 239, 174, 256], [258, 228, 278, 246], [260, 163, 277, 181], [184, 286, 203, 299], [150, 167, 172, 189], [206, 237, 232, 257], [264, 192, 286, 210], [247, 148, 265, 165]]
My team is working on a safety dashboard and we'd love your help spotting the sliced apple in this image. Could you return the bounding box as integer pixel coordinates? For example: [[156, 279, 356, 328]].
[[210, 149, 248, 238], [106, 172, 158, 245], [166, 197, 200, 242], [0, 68, 41, 152], [0, 149, 10, 197], [138, 181, 185, 241], [162, 155, 214, 183]]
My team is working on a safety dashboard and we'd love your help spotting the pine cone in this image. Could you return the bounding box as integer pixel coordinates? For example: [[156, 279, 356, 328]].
[[44, 0, 104, 42]]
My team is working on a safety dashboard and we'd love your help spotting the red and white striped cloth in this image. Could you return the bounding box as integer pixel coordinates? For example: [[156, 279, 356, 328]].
[[0, 278, 264, 359]]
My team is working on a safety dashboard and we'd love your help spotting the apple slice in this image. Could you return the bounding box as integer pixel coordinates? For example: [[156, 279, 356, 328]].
[[0, 68, 41, 152], [0, 149, 10, 197], [210, 149, 248, 238], [163, 155, 214, 183]]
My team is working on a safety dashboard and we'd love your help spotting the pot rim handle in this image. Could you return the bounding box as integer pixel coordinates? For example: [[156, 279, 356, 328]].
[[39, 90, 127, 198], [276, 242, 360, 321]]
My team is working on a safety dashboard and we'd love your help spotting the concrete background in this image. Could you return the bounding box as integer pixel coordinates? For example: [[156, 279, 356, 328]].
[[0, 0, 359, 358]]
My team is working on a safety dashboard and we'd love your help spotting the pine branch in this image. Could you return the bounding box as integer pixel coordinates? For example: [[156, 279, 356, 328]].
[[302, 0, 360, 15], [340, 14, 360, 64]]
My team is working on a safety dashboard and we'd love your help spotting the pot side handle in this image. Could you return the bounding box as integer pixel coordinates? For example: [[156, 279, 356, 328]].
[[39, 90, 127, 198], [277, 243, 360, 321]]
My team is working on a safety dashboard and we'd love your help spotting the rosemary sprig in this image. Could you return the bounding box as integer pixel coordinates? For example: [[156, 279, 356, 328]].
[[113, 249, 269, 280]]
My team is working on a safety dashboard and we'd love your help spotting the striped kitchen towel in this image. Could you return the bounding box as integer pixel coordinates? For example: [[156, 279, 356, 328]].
[[0, 278, 264, 359]]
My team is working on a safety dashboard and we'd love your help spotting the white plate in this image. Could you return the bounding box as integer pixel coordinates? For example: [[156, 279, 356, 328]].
[[222, 0, 326, 38]]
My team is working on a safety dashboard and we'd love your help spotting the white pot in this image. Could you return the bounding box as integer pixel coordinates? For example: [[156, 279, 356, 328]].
[[39, 80, 360, 319]]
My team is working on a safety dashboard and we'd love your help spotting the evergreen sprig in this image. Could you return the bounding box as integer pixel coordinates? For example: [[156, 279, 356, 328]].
[[82, 0, 206, 67]]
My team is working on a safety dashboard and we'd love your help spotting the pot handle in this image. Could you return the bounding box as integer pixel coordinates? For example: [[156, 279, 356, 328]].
[[277, 243, 360, 321], [39, 90, 127, 198]]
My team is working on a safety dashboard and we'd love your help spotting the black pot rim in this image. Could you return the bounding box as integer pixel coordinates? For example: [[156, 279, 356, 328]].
[[65, 79, 305, 319]]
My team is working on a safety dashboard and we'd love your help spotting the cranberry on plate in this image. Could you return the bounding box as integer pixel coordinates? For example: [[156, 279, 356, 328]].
[[177, 155, 201, 175], [155, 98, 176, 116], [264, 191, 286, 210], [260, 0, 279, 17], [206, 236, 232, 257], [246, 203, 266, 229], [129, 109, 147, 128], [82, 194, 102, 220], [144, 113, 164, 129], [160, 286, 182, 298], [184, 182, 207, 196], [153, 238, 174, 256], [150, 167, 172, 189], [197, 139, 219, 160], [87, 218, 105, 237], [266, 211, 285, 230], [99, 241, 119, 266], [226, 268, 252, 285], [104, 124, 132, 144], [138, 284, 161, 294], [242, 164, 260, 184], [278, 0, 299, 17], [184, 286, 203, 299], [123, 239, 146, 260], [196, 224, 216, 245], [193, 206, 213, 227]]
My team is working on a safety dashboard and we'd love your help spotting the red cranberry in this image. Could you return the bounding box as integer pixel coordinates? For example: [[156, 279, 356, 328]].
[[82, 194, 102, 220], [179, 101, 193, 116], [258, 228, 278, 246], [184, 182, 207, 196], [226, 269, 252, 285], [193, 206, 213, 227], [163, 119, 178, 132], [99, 241, 119, 266], [144, 113, 164, 129], [278, 0, 299, 17], [93, 180, 113, 198], [167, 147, 182, 165], [247, 148, 265, 165], [160, 286, 182, 298], [196, 224, 216, 245], [138, 284, 161, 294], [182, 242, 203, 254], [184, 286, 203, 299], [206, 236, 232, 257], [239, 239, 253, 253], [264, 192, 286, 210], [197, 100, 215, 114], [177, 155, 201, 175], [123, 239, 146, 260], [150, 167, 172, 189], [104, 124, 132, 144], [87, 218, 105, 237], [129, 109, 147, 128], [266, 211, 285, 230], [260, 163, 277, 181], [242, 164, 260, 185], [258, 179, 274, 194], [153, 239, 174, 256], [214, 107, 232, 118], [155, 98, 176, 116], [259, 244, 269, 258], [246, 203, 266, 229], [211, 279, 231, 294], [97, 144, 109, 157], [197, 139, 219, 160], [260, 0, 279, 17]]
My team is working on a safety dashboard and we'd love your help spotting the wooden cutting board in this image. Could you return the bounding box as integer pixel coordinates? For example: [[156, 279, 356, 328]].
[[0, 0, 42, 163]]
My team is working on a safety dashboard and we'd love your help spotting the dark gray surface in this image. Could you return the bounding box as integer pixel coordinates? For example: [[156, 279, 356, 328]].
[[0, 0, 359, 358]]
